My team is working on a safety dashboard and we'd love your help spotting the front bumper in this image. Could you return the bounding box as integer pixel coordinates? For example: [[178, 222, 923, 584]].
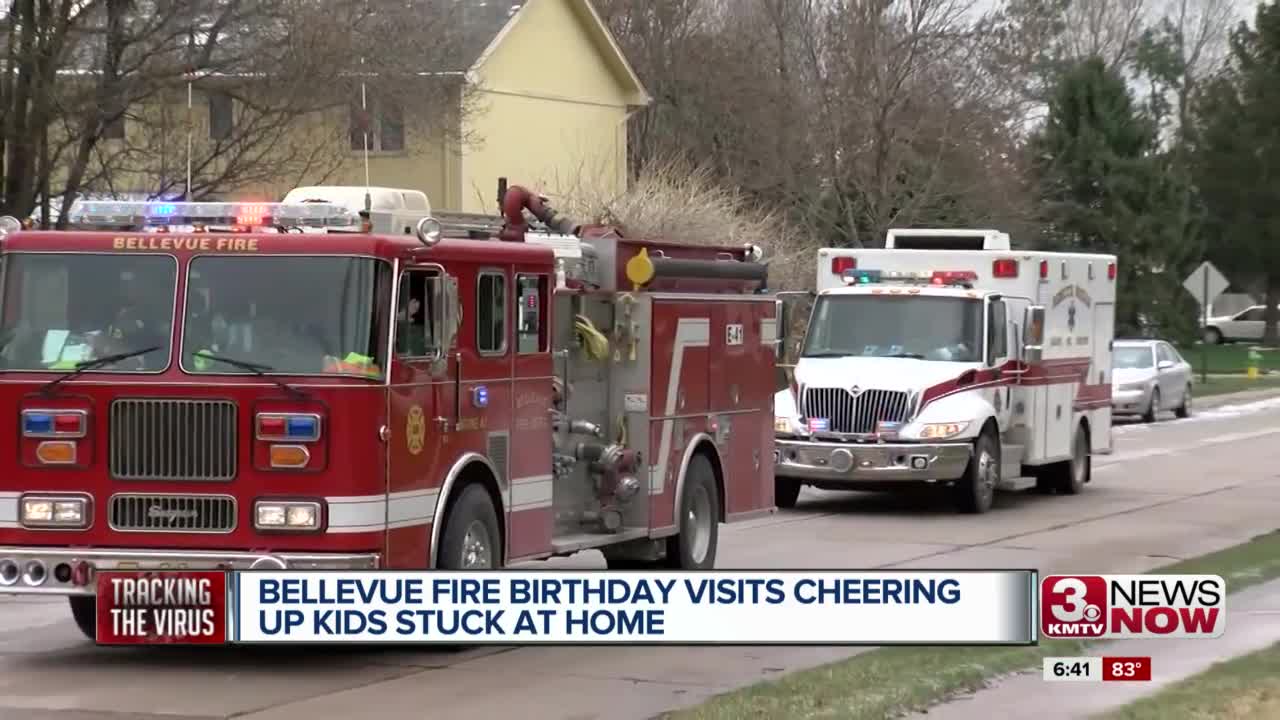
[[0, 547, 380, 596], [1112, 388, 1150, 414], [774, 438, 972, 484]]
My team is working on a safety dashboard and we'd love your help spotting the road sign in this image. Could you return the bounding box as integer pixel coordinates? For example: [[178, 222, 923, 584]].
[[1182, 261, 1230, 308]]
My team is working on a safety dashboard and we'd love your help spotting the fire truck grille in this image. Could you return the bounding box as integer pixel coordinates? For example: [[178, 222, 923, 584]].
[[801, 388, 913, 434], [109, 399, 238, 480], [108, 494, 238, 534]]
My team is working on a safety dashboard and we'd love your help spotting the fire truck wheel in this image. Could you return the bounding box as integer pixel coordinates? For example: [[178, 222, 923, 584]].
[[665, 453, 720, 570], [955, 430, 998, 514], [438, 483, 502, 570], [775, 476, 802, 509], [69, 596, 96, 641]]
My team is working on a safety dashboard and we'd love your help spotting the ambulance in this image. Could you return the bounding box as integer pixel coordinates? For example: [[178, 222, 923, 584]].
[[773, 229, 1116, 513]]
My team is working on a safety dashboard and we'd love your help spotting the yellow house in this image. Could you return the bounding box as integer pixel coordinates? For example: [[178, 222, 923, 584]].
[[231, 0, 651, 214]]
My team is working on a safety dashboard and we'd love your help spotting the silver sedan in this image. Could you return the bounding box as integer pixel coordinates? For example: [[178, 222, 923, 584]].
[[1111, 339, 1193, 422]]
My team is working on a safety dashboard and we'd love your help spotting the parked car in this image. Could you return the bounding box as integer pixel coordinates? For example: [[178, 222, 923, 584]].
[[1202, 305, 1278, 344], [1111, 339, 1193, 422]]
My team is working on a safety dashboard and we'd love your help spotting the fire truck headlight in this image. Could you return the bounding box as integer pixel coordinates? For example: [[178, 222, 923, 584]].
[[919, 422, 969, 440], [255, 501, 321, 531], [19, 495, 89, 528]]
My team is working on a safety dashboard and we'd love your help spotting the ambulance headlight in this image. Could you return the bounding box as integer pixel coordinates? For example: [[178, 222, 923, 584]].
[[20, 494, 90, 528], [919, 422, 969, 440], [255, 501, 321, 531], [775, 417, 797, 434]]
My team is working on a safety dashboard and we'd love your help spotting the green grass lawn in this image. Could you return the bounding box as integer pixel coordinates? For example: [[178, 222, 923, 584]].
[[1098, 641, 1280, 720], [664, 530, 1280, 720], [1176, 344, 1280, 374], [1193, 375, 1280, 397]]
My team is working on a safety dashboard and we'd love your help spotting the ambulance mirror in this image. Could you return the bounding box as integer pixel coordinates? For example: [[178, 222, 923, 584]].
[[1023, 305, 1045, 363]]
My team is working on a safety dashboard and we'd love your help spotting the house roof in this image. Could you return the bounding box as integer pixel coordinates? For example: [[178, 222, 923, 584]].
[[462, 0, 651, 107]]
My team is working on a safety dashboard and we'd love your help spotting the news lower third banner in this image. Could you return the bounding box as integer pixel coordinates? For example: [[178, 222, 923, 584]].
[[96, 569, 1038, 645]]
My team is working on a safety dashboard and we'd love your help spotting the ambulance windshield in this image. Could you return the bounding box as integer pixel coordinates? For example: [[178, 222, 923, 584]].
[[802, 295, 983, 363], [0, 253, 177, 372], [179, 255, 392, 378]]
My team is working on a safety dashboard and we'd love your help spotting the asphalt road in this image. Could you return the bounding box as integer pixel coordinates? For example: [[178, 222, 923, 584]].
[[4, 393, 1280, 720]]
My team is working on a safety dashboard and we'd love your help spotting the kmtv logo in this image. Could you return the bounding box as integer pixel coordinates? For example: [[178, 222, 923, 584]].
[[1041, 575, 1225, 639]]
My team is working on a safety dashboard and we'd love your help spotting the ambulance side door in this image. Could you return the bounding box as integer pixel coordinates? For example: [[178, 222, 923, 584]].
[[985, 295, 1013, 431]]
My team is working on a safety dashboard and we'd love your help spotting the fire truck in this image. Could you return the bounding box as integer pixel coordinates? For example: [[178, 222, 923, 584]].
[[0, 185, 778, 639], [774, 229, 1116, 513]]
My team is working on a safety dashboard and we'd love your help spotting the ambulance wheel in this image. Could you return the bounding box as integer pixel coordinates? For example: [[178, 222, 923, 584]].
[[955, 429, 998, 514], [775, 476, 802, 509], [1051, 424, 1091, 495], [665, 453, 720, 569], [438, 483, 502, 570], [69, 596, 97, 641]]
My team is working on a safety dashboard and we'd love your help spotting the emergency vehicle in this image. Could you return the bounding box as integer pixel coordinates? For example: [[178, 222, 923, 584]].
[[0, 185, 777, 639], [773, 229, 1116, 513]]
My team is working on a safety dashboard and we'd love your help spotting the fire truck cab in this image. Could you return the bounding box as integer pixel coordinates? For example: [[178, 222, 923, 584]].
[[0, 188, 777, 639], [774, 229, 1116, 513]]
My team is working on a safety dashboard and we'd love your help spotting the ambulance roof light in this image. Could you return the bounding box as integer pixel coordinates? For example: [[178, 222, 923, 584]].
[[841, 268, 881, 285], [930, 270, 979, 286], [66, 201, 361, 230]]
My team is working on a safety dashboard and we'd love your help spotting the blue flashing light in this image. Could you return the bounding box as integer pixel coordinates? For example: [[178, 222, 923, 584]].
[[150, 203, 178, 217], [473, 385, 489, 408], [23, 412, 53, 435], [285, 416, 318, 439], [842, 269, 882, 284]]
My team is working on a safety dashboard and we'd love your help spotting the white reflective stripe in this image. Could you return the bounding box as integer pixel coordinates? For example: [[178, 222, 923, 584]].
[[325, 489, 439, 534], [511, 474, 553, 511], [651, 318, 711, 495], [0, 491, 18, 526]]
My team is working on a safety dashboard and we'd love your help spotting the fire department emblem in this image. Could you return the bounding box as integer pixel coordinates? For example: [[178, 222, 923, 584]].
[[406, 405, 426, 456]]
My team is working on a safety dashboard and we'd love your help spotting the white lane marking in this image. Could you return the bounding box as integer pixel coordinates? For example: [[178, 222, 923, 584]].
[[651, 318, 711, 495]]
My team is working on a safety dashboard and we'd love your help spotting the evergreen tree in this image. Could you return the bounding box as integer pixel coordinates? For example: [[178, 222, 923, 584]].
[[1031, 57, 1185, 336], [1191, 2, 1280, 345]]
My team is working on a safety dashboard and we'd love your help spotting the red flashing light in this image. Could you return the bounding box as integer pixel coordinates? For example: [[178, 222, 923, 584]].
[[1039, 260, 1049, 279], [236, 203, 269, 226], [931, 270, 979, 285], [257, 415, 286, 436], [992, 258, 1018, 278], [831, 256, 856, 275], [53, 413, 83, 434], [1107, 262, 1116, 280]]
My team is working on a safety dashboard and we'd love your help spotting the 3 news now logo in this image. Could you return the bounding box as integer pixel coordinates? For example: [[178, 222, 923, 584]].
[[1040, 574, 1226, 639]]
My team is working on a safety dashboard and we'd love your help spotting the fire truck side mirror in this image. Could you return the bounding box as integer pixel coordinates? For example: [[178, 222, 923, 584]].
[[1023, 305, 1045, 363], [438, 275, 461, 351], [774, 300, 787, 359]]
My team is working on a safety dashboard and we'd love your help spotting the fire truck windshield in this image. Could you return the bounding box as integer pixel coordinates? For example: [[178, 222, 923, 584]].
[[802, 294, 983, 363], [0, 253, 177, 372], [179, 255, 391, 379]]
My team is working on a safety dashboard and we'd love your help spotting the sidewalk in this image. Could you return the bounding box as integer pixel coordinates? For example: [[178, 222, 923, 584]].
[[915, 577, 1280, 720]]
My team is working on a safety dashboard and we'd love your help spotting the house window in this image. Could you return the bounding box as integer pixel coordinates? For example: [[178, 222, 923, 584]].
[[349, 100, 406, 153], [476, 270, 507, 355], [209, 92, 233, 140]]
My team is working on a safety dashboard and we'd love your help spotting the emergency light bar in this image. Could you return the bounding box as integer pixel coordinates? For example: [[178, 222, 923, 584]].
[[66, 201, 360, 230], [841, 268, 978, 287]]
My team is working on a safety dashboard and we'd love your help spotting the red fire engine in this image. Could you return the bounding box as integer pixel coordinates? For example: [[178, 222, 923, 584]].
[[0, 186, 777, 639]]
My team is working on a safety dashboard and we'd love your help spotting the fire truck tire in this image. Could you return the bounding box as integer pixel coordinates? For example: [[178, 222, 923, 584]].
[[954, 429, 998, 514], [437, 483, 503, 570], [664, 453, 720, 570], [69, 596, 96, 641], [775, 476, 802, 509]]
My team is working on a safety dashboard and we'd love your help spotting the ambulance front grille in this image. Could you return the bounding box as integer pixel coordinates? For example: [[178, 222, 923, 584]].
[[109, 493, 237, 534], [801, 388, 912, 434], [109, 399, 238, 480]]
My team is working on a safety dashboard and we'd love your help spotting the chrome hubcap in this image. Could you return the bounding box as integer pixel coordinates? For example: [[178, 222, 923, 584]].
[[686, 485, 714, 564], [461, 521, 494, 569]]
